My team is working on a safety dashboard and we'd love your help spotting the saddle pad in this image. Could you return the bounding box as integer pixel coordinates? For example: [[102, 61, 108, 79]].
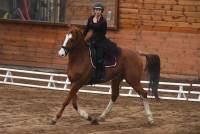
[[89, 48, 117, 68]]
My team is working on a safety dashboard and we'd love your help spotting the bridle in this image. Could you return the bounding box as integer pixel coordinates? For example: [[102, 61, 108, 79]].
[[61, 46, 70, 55], [60, 35, 77, 55], [60, 30, 84, 56]]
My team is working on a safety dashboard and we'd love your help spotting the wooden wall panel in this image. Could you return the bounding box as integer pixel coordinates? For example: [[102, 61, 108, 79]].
[[0, 25, 199, 79], [65, 0, 117, 28], [0, 22, 68, 70], [119, 0, 200, 33], [0, 0, 200, 80]]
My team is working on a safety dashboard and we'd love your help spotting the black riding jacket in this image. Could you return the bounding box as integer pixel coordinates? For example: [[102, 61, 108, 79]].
[[83, 15, 107, 43]]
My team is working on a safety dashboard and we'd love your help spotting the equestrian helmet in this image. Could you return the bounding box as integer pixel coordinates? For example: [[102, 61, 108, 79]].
[[93, 2, 104, 12]]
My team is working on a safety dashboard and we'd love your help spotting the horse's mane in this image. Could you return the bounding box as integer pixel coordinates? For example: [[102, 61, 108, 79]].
[[68, 26, 80, 32], [68, 26, 85, 44]]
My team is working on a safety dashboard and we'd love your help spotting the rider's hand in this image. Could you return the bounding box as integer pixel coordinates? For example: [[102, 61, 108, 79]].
[[84, 30, 93, 42]]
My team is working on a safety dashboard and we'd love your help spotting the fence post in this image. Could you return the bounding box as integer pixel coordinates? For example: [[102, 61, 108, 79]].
[[109, 86, 112, 94], [128, 88, 134, 95], [48, 75, 56, 88], [4, 71, 13, 83], [177, 85, 186, 99], [187, 83, 192, 101], [64, 78, 69, 89]]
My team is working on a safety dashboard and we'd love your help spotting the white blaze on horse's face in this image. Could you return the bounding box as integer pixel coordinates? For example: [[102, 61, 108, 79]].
[[58, 33, 73, 57]]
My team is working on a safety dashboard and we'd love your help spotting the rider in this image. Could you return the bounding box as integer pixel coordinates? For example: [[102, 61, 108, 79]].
[[83, 2, 107, 80]]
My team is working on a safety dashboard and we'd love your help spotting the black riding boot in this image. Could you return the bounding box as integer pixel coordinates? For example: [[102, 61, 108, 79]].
[[95, 59, 105, 80], [95, 45, 105, 80]]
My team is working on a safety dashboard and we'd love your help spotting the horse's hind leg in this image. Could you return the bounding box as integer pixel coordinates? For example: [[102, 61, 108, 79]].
[[98, 78, 122, 122], [71, 94, 99, 124], [127, 81, 154, 124], [126, 74, 153, 124]]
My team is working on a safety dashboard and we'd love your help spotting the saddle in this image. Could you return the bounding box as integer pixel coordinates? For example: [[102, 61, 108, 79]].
[[87, 39, 121, 85], [89, 39, 120, 68], [89, 47, 116, 68]]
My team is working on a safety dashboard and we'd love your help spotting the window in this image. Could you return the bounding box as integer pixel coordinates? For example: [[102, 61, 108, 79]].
[[0, 0, 67, 23], [0, 0, 118, 29]]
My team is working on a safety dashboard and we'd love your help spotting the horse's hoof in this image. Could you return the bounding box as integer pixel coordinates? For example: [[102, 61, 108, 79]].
[[49, 119, 57, 125], [90, 118, 99, 125]]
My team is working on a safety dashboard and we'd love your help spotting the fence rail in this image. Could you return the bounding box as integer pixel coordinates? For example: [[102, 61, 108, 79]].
[[0, 67, 200, 102]]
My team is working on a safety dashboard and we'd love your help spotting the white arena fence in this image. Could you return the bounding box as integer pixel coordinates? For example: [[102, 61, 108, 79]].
[[0, 67, 200, 102]]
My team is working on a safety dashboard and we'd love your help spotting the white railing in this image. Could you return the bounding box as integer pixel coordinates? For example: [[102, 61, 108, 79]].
[[0, 67, 200, 102]]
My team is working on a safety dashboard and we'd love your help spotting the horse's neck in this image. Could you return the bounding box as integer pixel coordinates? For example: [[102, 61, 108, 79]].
[[68, 41, 89, 66]]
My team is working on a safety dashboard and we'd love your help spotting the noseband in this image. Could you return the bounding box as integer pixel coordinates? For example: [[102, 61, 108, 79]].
[[61, 31, 83, 55], [61, 38, 77, 55], [61, 46, 70, 55]]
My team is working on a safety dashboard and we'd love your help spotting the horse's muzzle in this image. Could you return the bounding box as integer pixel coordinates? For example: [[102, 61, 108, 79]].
[[58, 47, 68, 57]]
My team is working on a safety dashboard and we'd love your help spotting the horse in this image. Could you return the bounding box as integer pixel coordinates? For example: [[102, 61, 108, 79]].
[[51, 26, 160, 125]]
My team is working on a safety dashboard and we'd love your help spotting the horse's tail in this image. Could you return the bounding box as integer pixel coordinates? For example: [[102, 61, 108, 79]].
[[142, 54, 160, 100]]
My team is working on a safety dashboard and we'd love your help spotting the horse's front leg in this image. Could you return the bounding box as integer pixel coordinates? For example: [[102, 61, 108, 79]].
[[50, 82, 81, 125]]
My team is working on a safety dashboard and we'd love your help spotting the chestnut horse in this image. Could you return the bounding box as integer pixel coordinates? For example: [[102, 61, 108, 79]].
[[52, 26, 160, 125]]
